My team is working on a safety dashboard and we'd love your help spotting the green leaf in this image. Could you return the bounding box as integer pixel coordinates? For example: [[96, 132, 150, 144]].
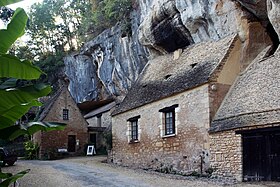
[[0, 172, 12, 179], [0, 100, 41, 129], [0, 54, 43, 79], [0, 122, 66, 140], [0, 0, 23, 6], [0, 84, 51, 127], [0, 8, 28, 54], [0, 169, 30, 187]]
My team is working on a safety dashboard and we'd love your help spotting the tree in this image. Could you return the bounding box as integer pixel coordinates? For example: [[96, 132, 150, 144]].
[[0, 6, 14, 23], [27, 0, 93, 55], [0, 0, 66, 186]]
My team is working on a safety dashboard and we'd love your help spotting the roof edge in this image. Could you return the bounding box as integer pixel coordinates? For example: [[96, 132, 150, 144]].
[[210, 109, 280, 133]]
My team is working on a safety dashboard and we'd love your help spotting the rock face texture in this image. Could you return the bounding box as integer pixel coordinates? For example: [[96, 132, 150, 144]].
[[267, 0, 280, 39], [65, 0, 277, 103], [65, 10, 149, 103]]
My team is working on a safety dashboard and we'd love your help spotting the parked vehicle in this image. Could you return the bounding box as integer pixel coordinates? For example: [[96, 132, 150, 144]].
[[0, 147, 17, 166]]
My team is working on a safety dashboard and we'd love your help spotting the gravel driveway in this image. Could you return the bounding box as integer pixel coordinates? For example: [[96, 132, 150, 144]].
[[1, 156, 278, 187]]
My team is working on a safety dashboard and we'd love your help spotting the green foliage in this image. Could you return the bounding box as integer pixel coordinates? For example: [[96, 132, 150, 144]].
[[0, 1, 66, 186], [0, 8, 27, 54], [27, 0, 93, 54], [0, 7, 14, 23], [33, 52, 65, 85], [0, 169, 30, 186], [0, 0, 22, 6], [23, 141, 39, 160], [92, 0, 132, 36]]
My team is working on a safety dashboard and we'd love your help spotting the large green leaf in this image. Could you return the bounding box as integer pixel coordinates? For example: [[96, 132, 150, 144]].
[[0, 100, 41, 129], [0, 122, 67, 140], [0, 0, 23, 6], [0, 84, 51, 127], [0, 169, 30, 187], [0, 172, 12, 179], [0, 84, 51, 113], [0, 54, 43, 79], [0, 8, 27, 54]]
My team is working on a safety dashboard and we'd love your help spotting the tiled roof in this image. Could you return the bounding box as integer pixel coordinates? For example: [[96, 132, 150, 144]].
[[112, 35, 237, 115], [84, 102, 116, 119], [36, 87, 64, 121], [210, 49, 280, 132]]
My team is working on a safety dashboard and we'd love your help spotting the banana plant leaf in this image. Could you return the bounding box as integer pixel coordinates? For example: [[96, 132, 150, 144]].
[[0, 169, 30, 187], [0, 122, 67, 140], [0, 0, 23, 6], [0, 100, 41, 129], [0, 84, 51, 113], [0, 172, 11, 179], [0, 55, 43, 80], [0, 8, 27, 54], [0, 84, 51, 128]]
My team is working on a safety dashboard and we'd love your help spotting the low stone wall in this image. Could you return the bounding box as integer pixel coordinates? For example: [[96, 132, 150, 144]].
[[209, 130, 242, 181]]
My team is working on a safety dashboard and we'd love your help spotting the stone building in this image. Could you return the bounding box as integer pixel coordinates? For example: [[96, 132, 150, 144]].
[[84, 101, 115, 153], [33, 85, 88, 159], [111, 35, 245, 174], [209, 47, 280, 182]]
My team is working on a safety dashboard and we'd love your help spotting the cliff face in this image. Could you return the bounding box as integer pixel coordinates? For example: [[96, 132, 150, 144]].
[[65, 0, 278, 103], [65, 10, 149, 103]]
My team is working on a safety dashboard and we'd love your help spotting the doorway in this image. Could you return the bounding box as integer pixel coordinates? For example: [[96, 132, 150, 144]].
[[90, 133, 97, 149], [242, 128, 280, 181], [68, 135, 76, 152]]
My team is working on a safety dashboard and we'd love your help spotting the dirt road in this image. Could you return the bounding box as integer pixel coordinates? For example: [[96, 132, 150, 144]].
[[1, 156, 278, 187]]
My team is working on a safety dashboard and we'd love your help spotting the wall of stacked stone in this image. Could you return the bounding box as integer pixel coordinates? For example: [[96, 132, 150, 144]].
[[112, 84, 211, 174], [86, 110, 112, 129], [209, 130, 242, 181]]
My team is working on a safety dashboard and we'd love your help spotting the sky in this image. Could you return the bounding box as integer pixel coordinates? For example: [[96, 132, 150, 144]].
[[8, 0, 43, 10], [0, 0, 43, 41], [0, 0, 42, 29]]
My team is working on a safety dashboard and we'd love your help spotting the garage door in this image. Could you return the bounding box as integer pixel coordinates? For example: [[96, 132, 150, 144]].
[[242, 130, 280, 181]]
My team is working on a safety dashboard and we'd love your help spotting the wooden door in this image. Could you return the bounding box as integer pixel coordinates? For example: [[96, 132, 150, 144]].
[[270, 133, 280, 181], [68, 135, 76, 152], [243, 130, 280, 181], [243, 134, 266, 181]]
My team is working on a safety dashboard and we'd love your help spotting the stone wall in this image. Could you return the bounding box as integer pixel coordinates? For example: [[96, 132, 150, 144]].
[[86, 111, 112, 129], [35, 88, 89, 158], [209, 130, 242, 181], [210, 123, 280, 181], [112, 84, 211, 174]]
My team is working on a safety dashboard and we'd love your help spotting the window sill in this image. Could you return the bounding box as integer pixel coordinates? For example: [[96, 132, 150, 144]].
[[162, 134, 176, 138], [129, 140, 139, 144]]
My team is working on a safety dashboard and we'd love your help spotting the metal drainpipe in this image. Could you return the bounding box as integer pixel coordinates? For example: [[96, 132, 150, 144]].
[[200, 155, 203, 175]]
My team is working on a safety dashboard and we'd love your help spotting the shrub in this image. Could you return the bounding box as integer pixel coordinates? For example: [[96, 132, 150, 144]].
[[24, 141, 39, 160]]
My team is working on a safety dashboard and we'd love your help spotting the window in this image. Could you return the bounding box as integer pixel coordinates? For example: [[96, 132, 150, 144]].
[[131, 120, 138, 141], [97, 114, 102, 127], [159, 104, 178, 136], [164, 110, 175, 135], [63, 109, 69, 120], [127, 115, 140, 143]]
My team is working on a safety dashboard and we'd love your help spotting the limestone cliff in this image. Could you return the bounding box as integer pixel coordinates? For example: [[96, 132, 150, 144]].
[[65, 10, 149, 103], [65, 0, 278, 104]]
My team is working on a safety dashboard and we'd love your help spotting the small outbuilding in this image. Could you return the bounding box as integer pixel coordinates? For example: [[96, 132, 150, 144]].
[[33, 84, 88, 159]]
